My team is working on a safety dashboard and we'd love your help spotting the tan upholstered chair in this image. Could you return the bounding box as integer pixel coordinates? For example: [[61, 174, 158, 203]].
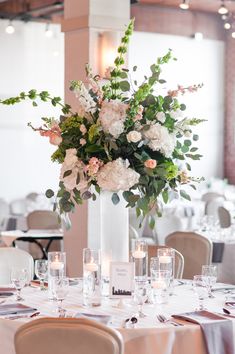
[[148, 245, 184, 279], [26, 210, 61, 258], [27, 210, 60, 229], [0, 248, 34, 285], [165, 232, 212, 279], [14, 317, 124, 354], [201, 192, 225, 203], [218, 206, 231, 228]]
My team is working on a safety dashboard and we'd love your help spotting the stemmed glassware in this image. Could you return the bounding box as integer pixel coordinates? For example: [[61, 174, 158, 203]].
[[193, 275, 208, 311], [202, 265, 217, 298], [51, 277, 70, 317], [134, 280, 149, 318], [35, 260, 48, 291], [11, 268, 29, 301]]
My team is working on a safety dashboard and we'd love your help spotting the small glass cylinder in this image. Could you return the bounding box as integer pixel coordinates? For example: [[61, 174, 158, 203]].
[[101, 250, 112, 297], [48, 252, 66, 299], [157, 248, 175, 293], [151, 270, 171, 304], [131, 239, 148, 281], [83, 248, 101, 307]]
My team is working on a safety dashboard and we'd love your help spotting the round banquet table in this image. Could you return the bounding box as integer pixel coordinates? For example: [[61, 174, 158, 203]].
[[0, 282, 234, 354]]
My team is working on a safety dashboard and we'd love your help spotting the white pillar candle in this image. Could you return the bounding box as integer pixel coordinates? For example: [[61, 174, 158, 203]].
[[151, 279, 166, 289], [132, 250, 145, 259], [50, 261, 64, 270], [84, 263, 98, 272], [159, 256, 171, 264]]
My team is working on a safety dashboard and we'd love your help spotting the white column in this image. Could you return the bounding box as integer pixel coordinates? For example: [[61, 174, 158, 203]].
[[62, 0, 130, 276]]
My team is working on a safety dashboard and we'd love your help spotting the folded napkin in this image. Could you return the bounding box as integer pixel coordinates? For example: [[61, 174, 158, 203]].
[[0, 303, 37, 316], [74, 312, 111, 325], [173, 311, 234, 354], [0, 287, 15, 297], [30, 280, 48, 288]]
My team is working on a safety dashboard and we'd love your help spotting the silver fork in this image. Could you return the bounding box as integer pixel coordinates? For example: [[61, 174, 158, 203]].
[[157, 314, 183, 327]]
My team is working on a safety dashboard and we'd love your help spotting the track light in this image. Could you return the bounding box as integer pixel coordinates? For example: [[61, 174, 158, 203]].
[[218, 2, 228, 15], [5, 21, 15, 34], [45, 23, 53, 38], [179, 0, 189, 10]]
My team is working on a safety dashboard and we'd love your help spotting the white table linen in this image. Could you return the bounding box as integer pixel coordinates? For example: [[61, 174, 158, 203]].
[[0, 282, 233, 354]]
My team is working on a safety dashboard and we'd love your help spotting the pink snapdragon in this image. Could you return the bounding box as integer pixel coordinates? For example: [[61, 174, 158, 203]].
[[39, 123, 62, 146]]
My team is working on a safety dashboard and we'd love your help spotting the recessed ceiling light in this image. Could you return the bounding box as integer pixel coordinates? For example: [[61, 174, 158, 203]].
[[224, 22, 231, 29], [232, 31, 235, 38], [179, 0, 189, 10]]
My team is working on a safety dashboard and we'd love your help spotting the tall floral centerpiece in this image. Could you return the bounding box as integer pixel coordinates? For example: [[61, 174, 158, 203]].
[[0, 20, 203, 259]]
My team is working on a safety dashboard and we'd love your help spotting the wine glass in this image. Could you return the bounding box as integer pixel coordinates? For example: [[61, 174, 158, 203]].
[[202, 265, 217, 298], [11, 268, 29, 301], [134, 280, 149, 318], [51, 277, 70, 317], [35, 260, 48, 291], [193, 275, 208, 311]]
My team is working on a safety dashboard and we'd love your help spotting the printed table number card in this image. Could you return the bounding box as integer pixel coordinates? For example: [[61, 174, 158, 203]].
[[109, 262, 134, 299]]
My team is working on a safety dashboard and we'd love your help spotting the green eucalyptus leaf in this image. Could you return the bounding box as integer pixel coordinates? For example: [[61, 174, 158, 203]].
[[180, 189, 191, 201], [111, 193, 120, 205]]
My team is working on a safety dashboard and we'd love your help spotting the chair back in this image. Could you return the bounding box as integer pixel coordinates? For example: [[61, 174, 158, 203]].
[[148, 245, 184, 279], [14, 317, 124, 354], [165, 232, 212, 279], [201, 192, 225, 203], [205, 197, 225, 217], [10, 199, 27, 216], [0, 248, 34, 285], [154, 214, 184, 245], [27, 210, 60, 229], [218, 206, 231, 228]]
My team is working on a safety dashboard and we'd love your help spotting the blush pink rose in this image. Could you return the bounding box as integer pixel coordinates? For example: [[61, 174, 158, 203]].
[[144, 159, 157, 169]]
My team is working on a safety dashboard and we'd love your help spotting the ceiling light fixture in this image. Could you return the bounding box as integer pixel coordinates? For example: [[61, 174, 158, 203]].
[[45, 23, 53, 38], [232, 31, 235, 38], [5, 20, 15, 34], [224, 22, 231, 29], [179, 0, 189, 10], [218, 1, 228, 15]]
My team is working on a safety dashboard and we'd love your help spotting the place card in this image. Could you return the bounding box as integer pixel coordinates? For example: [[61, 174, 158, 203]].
[[109, 262, 134, 299]]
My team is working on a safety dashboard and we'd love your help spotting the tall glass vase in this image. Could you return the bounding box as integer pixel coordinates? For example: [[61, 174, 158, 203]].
[[100, 191, 129, 263]]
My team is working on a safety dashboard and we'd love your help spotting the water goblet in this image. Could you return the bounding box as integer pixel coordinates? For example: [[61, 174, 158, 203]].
[[193, 275, 208, 311], [202, 265, 217, 298], [11, 268, 29, 301], [134, 280, 149, 318], [35, 260, 48, 291], [51, 277, 70, 317]]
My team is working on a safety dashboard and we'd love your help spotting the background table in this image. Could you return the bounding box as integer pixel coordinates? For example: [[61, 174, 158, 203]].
[[0, 282, 233, 354], [0, 229, 63, 259]]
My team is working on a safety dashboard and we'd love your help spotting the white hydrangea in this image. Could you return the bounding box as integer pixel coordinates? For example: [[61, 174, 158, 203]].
[[99, 100, 128, 138], [143, 123, 176, 158], [96, 158, 140, 192], [60, 149, 88, 191], [156, 111, 166, 123], [126, 130, 142, 143]]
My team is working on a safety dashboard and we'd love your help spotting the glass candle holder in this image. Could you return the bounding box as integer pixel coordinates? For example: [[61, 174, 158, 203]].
[[83, 248, 101, 307], [157, 248, 175, 293], [48, 252, 66, 299], [101, 250, 112, 297], [151, 270, 171, 304], [131, 239, 148, 281]]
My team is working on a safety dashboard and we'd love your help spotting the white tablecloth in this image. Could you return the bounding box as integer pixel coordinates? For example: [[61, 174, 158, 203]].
[[0, 282, 233, 354], [0, 229, 63, 247]]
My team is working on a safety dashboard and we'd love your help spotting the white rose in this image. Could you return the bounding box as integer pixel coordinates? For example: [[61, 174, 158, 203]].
[[127, 131, 142, 143], [156, 111, 166, 123], [170, 109, 184, 119]]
